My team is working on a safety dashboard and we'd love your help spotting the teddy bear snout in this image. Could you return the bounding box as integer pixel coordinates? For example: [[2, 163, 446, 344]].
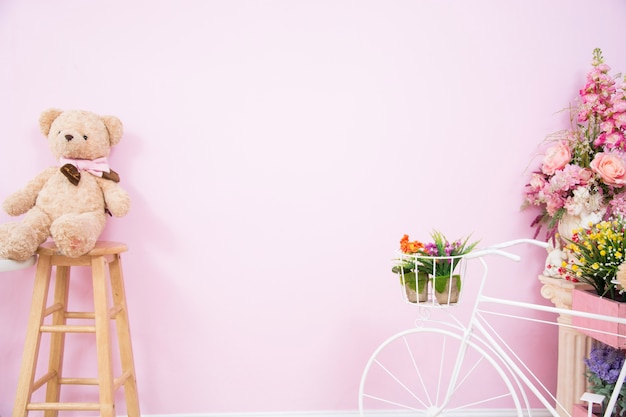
[[65, 134, 74, 141]]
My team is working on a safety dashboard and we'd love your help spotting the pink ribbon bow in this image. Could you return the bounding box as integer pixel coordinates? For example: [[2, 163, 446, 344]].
[[59, 157, 110, 177]]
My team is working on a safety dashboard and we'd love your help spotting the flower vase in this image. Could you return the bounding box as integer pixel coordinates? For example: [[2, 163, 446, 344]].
[[402, 271, 428, 303], [433, 274, 461, 305], [558, 210, 605, 241], [558, 213, 584, 242], [543, 211, 606, 278]]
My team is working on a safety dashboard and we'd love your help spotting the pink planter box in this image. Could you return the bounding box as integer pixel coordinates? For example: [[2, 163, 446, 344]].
[[572, 289, 626, 349], [572, 403, 601, 417]]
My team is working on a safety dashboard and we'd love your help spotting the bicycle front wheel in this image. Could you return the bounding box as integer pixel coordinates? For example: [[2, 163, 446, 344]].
[[358, 327, 525, 417]]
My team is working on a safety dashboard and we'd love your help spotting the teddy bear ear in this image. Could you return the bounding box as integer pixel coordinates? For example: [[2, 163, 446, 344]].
[[102, 115, 123, 146], [39, 108, 63, 136]]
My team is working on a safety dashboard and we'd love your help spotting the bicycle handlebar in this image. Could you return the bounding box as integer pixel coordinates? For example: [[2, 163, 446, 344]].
[[466, 239, 549, 261]]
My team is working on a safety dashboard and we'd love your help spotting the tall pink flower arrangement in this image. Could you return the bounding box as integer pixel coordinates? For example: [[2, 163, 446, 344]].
[[524, 48, 626, 240]]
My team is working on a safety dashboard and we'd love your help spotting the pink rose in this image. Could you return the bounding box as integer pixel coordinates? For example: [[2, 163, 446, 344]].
[[542, 141, 571, 175], [590, 152, 626, 186]]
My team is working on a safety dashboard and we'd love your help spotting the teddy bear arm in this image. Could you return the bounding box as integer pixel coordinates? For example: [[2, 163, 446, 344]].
[[3, 167, 57, 216], [97, 179, 130, 218]]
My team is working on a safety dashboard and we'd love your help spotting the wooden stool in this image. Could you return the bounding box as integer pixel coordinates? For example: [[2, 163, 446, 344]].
[[12, 241, 140, 417]]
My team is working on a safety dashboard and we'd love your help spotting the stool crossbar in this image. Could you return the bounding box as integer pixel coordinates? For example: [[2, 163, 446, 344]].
[[12, 241, 140, 417]]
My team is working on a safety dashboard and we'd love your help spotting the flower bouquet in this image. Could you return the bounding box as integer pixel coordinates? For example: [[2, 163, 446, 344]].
[[563, 216, 626, 301], [584, 342, 626, 416], [392, 232, 479, 305], [523, 48, 626, 248]]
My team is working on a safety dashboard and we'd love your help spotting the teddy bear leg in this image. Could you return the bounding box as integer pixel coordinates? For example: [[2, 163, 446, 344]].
[[0, 223, 39, 261], [0, 208, 51, 261], [50, 212, 106, 258]]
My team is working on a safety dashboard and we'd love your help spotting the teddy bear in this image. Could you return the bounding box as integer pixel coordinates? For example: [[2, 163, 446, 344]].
[[0, 108, 130, 261]]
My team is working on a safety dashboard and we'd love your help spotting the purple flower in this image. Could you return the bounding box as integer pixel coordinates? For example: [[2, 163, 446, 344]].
[[585, 344, 625, 384]]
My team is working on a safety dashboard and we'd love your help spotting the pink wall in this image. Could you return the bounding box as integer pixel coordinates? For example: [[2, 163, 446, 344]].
[[0, 0, 625, 415]]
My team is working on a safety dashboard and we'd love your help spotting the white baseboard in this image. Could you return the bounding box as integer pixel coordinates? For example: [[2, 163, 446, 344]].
[[139, 409, 553, 417]]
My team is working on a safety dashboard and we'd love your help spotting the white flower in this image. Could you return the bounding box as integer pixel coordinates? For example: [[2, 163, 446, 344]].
[[566, 186, 605, 218]]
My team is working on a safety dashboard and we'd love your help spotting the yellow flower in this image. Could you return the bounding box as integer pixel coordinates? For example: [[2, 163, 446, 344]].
[[565, 216, 626, 296]]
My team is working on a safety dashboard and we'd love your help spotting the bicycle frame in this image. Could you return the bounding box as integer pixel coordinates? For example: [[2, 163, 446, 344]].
[[458, 239, 626, 417]]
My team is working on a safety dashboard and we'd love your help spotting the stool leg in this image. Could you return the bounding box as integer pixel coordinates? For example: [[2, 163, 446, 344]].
[[44, 265, 71, 417], [12, 254, 53, 417], [92, 255, 116, 417], [109, 253, 141, 417]]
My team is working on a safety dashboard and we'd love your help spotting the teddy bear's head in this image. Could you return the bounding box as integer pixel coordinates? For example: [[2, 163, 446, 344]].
[[38, 108, 123, 160]]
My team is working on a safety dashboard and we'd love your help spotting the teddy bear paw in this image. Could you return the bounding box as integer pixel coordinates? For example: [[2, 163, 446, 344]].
[[64, 237, 93, 258], [50, 217, 100, 258], [0, 223, 40, 261], [54, 235, 96, 258]]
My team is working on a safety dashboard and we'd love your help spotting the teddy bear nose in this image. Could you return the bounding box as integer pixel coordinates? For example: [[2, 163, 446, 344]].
[[65, 134, 73, 141]]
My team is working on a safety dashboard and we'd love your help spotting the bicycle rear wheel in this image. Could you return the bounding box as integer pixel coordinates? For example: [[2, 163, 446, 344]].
[[358, 327, 525, 417]]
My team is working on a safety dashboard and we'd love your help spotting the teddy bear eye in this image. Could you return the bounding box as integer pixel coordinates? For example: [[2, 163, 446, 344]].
[[83, 135, 88, 140]]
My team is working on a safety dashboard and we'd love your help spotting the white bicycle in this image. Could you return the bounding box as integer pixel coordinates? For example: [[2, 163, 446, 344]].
[[358, 239, 626, 417]]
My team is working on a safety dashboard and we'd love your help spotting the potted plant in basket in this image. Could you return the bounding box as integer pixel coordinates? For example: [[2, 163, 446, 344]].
[[584, 342, 626, 416], [420, 231, 479, 304], [392, 235, 429, 303], [392, 232, 478, 305]]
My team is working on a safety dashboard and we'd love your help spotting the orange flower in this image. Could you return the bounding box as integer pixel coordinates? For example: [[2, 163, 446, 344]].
[[400, 234, 424, 254]]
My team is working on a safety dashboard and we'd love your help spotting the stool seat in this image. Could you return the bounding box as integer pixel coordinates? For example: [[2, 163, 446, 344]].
[[37, 241, 128, 257], [12, 240, 140, 417], [0, 256, 36, 272]]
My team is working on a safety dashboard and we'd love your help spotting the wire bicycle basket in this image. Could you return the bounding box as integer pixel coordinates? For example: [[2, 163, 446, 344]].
[[394, 251, 469, 307]]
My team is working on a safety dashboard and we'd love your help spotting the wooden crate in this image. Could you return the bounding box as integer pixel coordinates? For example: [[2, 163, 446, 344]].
[[572, 288, 626, 349]]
